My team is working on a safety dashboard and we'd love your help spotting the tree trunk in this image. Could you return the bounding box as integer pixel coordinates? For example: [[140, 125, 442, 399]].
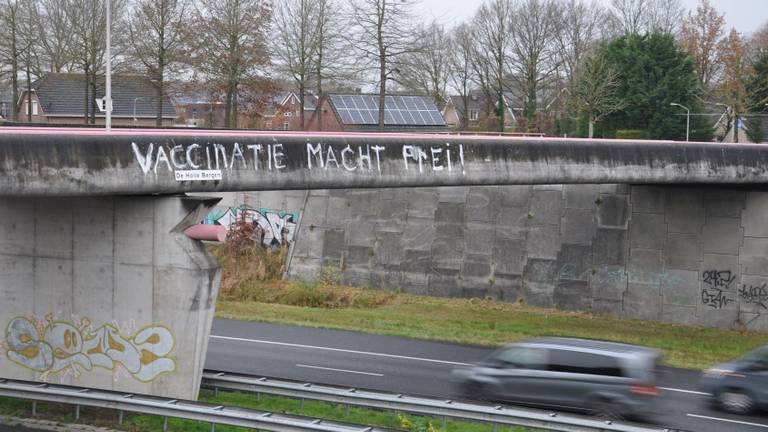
[[156, 69, 164, 127], [588, 112, 595, 138], [83, 68, 90, 124], [378, 68, 386, 132], [25, 61, 32, 122], [317, 50, 323, 131], [232, 86, 239, 128], [299, 82, 305, 131], [90, 76, 97, 124], [224, 88, 233, 128]]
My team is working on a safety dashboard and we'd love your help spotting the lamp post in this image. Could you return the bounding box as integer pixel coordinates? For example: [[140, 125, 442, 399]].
[[105, 0, 112, 131], [133, 97, 142, 124], [670, 103, 689, 142]]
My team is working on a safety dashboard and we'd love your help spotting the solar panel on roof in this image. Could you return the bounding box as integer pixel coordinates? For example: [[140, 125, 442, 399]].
[[403, 97, 417, 110], [331, 95, 346, 109], [328, 94, 444, 126]]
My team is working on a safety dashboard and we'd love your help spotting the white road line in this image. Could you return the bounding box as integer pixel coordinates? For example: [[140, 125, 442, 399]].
[[210, 335, 471, 366], [687, 413, 768, 428], [659, 387, 710, 396], [296, 364, 384, 377]]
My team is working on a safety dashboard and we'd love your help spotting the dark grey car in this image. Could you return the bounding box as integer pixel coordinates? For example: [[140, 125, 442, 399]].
[[700, 345, 768, 414], [450, 337, 662, 419]]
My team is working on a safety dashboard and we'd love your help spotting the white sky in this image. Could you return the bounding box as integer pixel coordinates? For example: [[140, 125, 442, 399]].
[[415, 0, 768, 35]]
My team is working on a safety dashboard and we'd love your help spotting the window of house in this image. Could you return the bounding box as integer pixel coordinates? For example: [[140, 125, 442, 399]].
[[266, 121, 272, 129], [469, 109, 479, 121], [284, 111, 293, 117], [25, 101, 38, 116], [283, 121, 290, 130]]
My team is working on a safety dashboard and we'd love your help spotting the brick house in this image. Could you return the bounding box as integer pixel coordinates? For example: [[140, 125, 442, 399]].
[[263, 92, 318, 130]]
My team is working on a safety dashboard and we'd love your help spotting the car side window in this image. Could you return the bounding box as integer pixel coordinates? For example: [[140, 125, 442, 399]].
[[547, 350, 624, 377], [747, 349, 768, 371], [493, 347, 547, 370]]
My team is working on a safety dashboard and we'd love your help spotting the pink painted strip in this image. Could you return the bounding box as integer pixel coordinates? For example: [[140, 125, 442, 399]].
[[183, 224, 226, 242]]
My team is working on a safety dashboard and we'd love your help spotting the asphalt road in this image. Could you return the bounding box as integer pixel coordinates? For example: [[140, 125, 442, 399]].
[[205, 318, 768, 432]]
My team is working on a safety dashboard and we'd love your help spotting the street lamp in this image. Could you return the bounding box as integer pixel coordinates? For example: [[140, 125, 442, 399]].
[[670, 103, 690, 141], [133, 97, 142, 124]]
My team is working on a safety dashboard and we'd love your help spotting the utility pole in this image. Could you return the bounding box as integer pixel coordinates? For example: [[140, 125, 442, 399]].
[[105, 0, 112, 131]]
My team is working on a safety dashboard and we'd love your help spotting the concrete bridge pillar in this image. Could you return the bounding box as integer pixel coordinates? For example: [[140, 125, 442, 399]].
[[0, 195, 221, 400]]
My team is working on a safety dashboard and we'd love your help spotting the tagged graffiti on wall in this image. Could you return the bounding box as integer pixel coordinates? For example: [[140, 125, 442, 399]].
[[1, 314, 175, 383], [739, 283, 768, 310], [206, 206, 297, 247], [701, 269, 736, 309]]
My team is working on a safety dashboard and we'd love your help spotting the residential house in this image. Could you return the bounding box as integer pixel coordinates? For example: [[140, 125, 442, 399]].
[[263, 92, 318, 130], [306, 93, 448, 132], [16, 73, 176, 126], [443, 91, 517, 130]]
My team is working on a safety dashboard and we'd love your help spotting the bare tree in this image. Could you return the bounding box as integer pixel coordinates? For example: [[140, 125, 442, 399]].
[[348, 0, 422, 132], [473, 0, 514, 131], [0, 0, 34, 122], [192, 0, 272, 128], [645, 0, 685, 34], [313, 0, 348, 130], [447, 23, 477, 130], [274, 0, 320, 130], [128, 0, 190, 126], [36, 0, 77, 73], [508, 0, 560, 126], [574, 53, 624, 138], [610, 0, 647, 35], [553, 0, 605, 85], [398, 21, 450, 110], [679, 0, 726, 90]]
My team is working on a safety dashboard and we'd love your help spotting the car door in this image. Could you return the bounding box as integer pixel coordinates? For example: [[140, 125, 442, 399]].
[[743, 349, 768, 405], [484, 346, 550, 405]]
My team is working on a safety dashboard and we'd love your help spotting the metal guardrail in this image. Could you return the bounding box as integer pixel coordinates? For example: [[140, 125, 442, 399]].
[[202, 371, 671, 432], [0, 378, 393, 432]]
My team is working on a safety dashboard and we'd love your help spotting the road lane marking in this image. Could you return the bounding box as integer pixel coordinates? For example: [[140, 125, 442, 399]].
[[659, 387, 710, 396], [296, 364, 384, 376], [210, 335, 471, 366], [687, 413, 768, 428]]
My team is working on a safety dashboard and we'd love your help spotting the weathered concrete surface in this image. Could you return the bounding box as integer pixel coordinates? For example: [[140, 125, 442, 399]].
[[219, 185, 768, 331], [4, 128, 768, 196], [0, 195, 220, 400]]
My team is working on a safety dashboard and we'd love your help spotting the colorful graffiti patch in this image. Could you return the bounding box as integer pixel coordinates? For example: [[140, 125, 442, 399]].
[[3, 315, 175, 382]]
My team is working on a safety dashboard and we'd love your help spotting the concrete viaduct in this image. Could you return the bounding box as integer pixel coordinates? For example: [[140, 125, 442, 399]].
[[1, 127, 767, 401]]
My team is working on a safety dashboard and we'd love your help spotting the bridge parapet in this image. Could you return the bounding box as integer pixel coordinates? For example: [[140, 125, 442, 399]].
[[1, 128, 767, 197]]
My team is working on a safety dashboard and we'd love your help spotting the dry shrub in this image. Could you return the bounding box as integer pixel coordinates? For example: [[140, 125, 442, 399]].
[[209, 214, 395, 309]]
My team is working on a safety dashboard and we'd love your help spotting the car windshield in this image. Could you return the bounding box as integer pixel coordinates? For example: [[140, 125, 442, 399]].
[[741, 346, 768, 366], [486, 346, 546, 369]]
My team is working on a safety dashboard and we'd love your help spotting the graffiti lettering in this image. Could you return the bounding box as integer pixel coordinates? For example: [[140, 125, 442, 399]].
[[3, 315, 175, 382], [739, 283, 768, 309], [207, 206, 297, 247], [132, 142, 287, 175], [702, 270, 736, 290], [701, 288, 735, 309], [558, 264, 684, 286]]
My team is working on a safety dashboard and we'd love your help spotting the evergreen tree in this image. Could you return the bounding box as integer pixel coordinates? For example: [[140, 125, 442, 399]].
[[599, 32, 712, 141]]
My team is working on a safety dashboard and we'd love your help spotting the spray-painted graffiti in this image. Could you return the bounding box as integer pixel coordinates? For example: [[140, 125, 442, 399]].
[[206, 206, 297, 247], [700, 270, 736, 309], [739, 283, 768, 310], [2, 315, 175, 382], [702, 270, 736, 290]]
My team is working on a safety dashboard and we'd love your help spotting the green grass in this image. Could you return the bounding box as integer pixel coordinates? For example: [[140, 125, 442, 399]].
[[216, 295, 768, 370], [0, 390, 536, 432]]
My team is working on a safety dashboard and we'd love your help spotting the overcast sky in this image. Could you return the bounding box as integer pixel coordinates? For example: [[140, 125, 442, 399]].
[[415, 0, 768, 35]]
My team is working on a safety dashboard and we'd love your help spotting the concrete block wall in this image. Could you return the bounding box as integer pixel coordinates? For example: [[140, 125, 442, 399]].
[[0, 196, 220, 400], [220, 185, 768, 331]]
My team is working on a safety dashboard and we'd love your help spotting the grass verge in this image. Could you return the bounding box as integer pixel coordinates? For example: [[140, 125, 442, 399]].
[[0, 390, 536, 432], [216, 293, 768, 370]]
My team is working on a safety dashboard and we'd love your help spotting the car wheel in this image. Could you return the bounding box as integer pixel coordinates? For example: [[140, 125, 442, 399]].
[[462, 382, 488, 401], [717, 390, 755, 414], [593, 399, 624, 421]]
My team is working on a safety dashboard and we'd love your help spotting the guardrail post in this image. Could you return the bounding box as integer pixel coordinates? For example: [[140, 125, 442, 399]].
[[210, 423, 215, 432], [300, 398, 304, 410], [118, 410, 124, 425], [163, 416, 168, 431], [441, 415, 447, 431], [75, 404, 80, 421], [345, 403, 350, 416], [31, 401, 36, 417], [214, 386, 218, 397]]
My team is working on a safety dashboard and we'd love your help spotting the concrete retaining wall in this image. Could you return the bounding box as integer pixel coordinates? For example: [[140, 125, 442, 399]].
[[0, 196, 220, 400], [216, 185, 768, 331]]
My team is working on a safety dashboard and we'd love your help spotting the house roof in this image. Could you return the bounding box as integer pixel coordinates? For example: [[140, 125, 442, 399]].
[[327, 93, 445, 127], [30, 73, 176, 118]]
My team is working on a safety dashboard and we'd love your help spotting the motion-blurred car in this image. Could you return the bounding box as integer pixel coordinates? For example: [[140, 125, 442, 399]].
[[450, 337, 662, 419], [700, 345, 768, 414]]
